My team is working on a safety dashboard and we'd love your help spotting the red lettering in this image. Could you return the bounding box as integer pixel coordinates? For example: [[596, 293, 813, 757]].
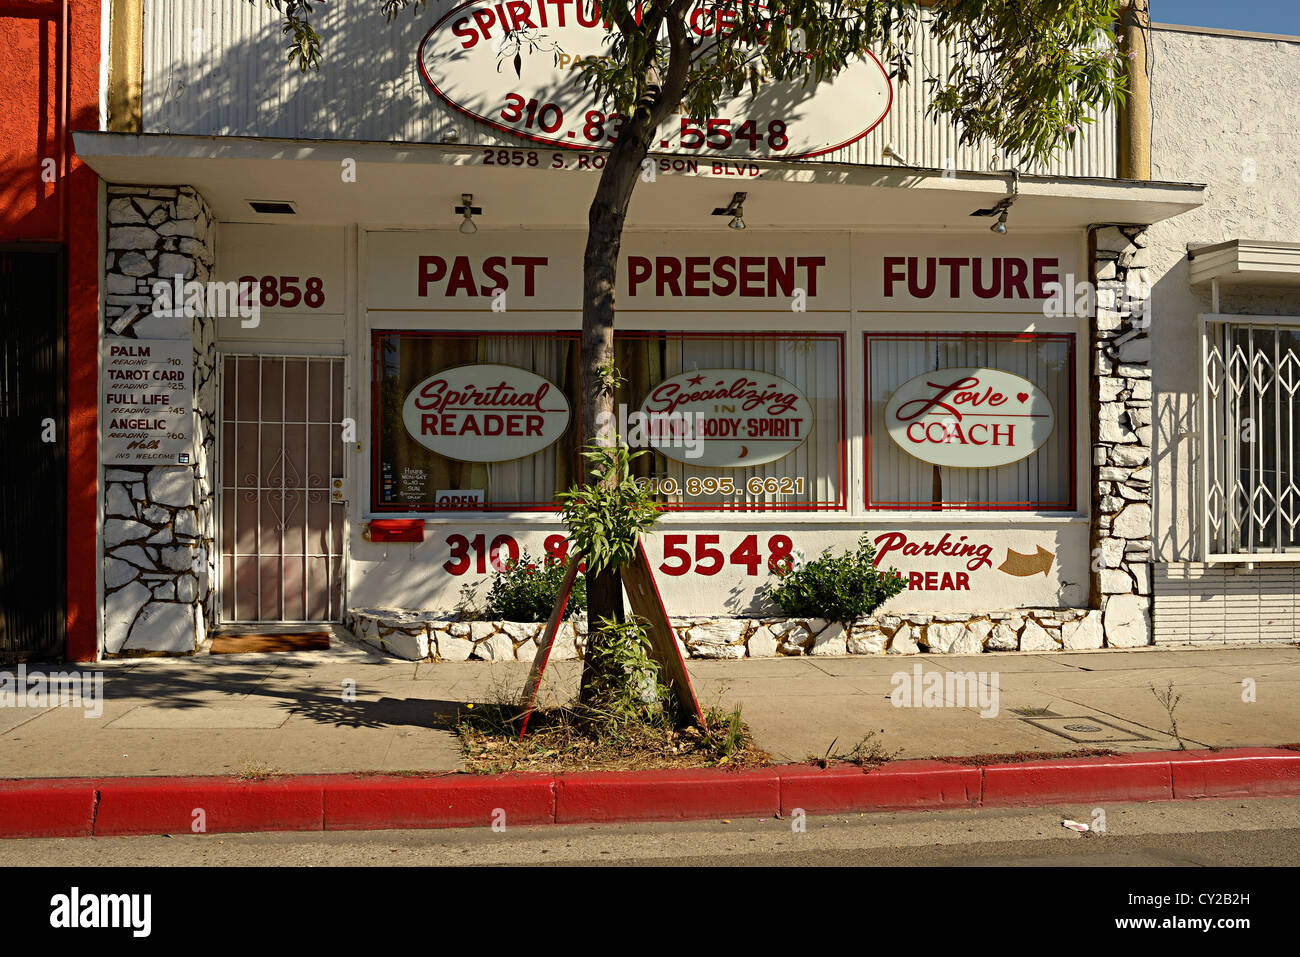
[[712, 256, 736, 296], [471, 9, 496, 39], [884, 256, 905, 297], [452, 17, 479, 49], [505, 0, 535, 28], [628, 256, 652, 296], [1003, 257, 1029, 299], [446, 256, 478, 297], [1033, 257, 1059, 299], [939, 257, 968, 297], [972, 258, 1000, 299], [418, 255, 446, 297], [480, 256, 508, 295], [685, 256, 710, 297], [796, 256, 825, 296], [511, 256, 546, 296], [907, 256, 935, 298], [767, 256, 794, 297], [739, 256, 764, 296], [656, 256, 682, 297]]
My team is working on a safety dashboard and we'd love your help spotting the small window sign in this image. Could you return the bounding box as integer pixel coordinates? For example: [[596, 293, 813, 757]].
[[435, 489, 485, 510]]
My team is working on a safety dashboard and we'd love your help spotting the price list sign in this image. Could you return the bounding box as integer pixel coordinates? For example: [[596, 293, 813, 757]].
[[101, 338, 194, 465]]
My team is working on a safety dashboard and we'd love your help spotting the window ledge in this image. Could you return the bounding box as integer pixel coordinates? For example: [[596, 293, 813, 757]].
[[361, 511, 1089, 526]]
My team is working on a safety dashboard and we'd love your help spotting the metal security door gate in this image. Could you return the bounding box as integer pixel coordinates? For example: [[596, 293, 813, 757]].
[[219, 355, 346, 622], [0, 246, 66, 662]]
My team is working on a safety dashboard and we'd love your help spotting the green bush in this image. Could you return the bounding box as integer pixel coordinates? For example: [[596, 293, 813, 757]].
[[484, 551, 586, 622], [582, 616, 671, 727], [762, 534, 907, 626], [556, 443, 661, 575]]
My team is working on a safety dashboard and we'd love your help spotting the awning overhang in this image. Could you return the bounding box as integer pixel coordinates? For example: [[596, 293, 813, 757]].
[[74, 131, 1206, 232], [1189, 239, 1300, 288]]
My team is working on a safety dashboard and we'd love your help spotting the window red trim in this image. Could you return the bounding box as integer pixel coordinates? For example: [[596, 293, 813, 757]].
[[863, 331, 1077, 512], [371, 330, 847, 513]]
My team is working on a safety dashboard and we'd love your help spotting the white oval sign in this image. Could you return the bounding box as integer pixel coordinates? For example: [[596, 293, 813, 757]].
[[884, 367, 1055, 469], [418, 1, 893, 159], [638, 368, 813, 467], [402, 363, 571, 463]]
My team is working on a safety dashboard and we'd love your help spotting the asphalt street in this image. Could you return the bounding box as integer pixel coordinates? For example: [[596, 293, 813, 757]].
[[3, 797, 1297, 867]]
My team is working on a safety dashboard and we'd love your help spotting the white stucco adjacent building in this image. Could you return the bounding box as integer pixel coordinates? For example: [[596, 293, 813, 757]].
[[1146, 23, 1300, 642]]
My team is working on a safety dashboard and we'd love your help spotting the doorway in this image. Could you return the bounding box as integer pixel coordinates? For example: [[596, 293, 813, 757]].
[[0, 246, 66, 662], [218, 355, 346, 622]]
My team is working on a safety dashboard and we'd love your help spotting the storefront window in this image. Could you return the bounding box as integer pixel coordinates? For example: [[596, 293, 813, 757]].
[[372, 330, 845, 512], [865, 332, 1076, 511]]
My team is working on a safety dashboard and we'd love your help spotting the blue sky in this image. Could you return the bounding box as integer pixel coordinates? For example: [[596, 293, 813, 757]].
[[1151, 0, 1300, 35]]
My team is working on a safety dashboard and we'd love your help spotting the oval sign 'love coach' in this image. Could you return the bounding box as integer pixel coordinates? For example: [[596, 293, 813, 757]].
[[418, 1, 893, 159], [402, 364, 571, 463], [638, 368, 814, 468], [884, 367, 1055, 469]]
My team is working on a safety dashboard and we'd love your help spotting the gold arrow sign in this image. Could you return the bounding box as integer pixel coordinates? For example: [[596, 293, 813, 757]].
[[998, 545, 1055, 578]]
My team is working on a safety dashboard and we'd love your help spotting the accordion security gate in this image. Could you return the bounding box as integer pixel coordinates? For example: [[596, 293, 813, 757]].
[[1202, 316, 1300, 559], [219, 355, 346, 623]]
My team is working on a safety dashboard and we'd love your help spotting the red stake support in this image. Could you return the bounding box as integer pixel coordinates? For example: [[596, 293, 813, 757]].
[[516, 541, 704, 738]]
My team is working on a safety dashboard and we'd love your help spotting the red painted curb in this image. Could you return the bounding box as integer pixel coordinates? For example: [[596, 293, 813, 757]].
[[323, 774, 555, 831], [1167, 749, 1300, 799], [94, 777, 325, 836], [981, 752, 1174, 807], [555, 767, 781, 824], [0, 779, 97, 838], [779, 760, 982, 814], [1, 748, 1298, 838]]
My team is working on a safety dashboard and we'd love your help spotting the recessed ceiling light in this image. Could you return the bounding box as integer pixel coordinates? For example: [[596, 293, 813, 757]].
[[248, 200, 297, 214]]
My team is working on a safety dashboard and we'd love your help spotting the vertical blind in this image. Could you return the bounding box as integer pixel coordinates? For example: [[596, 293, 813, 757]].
[[866, 333, 1074, 509], [372, 331, 844, 511]]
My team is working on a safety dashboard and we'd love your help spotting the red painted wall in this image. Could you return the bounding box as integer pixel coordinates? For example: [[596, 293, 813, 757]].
[[0, 0, 101, 661]]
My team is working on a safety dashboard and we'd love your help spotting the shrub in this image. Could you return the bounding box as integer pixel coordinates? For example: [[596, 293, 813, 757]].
[[582, 616, 671, 727], [762, 534, 907, 626], [484, 551, 586, 622], [556, 443, 661, 575]]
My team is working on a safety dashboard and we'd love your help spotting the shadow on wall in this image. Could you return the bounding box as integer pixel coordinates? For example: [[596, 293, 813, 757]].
[[1150, 253, 1200, 564], [140, 2, 861, 152], [1151, 255, 1300, 564]]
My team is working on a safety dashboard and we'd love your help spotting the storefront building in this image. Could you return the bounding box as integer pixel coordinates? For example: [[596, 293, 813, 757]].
[[0, 0, 102, 664], [56, 3, 1297, 661]]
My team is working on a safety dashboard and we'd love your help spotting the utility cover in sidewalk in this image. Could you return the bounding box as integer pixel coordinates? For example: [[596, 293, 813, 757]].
[[1023, 715, 1152, 744]]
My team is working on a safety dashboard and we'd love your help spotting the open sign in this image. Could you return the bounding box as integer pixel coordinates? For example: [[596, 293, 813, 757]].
[[884, 367, 1054, 469]]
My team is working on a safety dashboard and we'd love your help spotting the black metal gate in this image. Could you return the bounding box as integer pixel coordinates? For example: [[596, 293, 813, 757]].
[[0, 246, 66, 662]]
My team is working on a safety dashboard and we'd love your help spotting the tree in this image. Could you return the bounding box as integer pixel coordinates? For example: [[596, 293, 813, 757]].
[[261, 0, 1128, 691]]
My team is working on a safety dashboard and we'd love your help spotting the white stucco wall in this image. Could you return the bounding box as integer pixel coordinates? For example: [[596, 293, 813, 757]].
[[1147, 24, 1300, 563], [1145, 24, 1300, 642]]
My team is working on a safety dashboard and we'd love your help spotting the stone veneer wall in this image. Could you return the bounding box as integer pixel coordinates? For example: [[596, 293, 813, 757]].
[[101, 186, 217, 655], [1091, 225, 1154, 647], [345, 607, 1108, 662]]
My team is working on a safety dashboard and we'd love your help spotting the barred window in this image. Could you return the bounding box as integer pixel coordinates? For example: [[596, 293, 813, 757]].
[[1203, 318, 1300, 556]]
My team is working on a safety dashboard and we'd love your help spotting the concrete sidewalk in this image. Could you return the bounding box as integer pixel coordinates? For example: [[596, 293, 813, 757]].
[[1, 631, 1296, 778]]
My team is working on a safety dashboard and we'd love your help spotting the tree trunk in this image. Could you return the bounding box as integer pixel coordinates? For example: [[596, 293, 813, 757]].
[[577, 111, 658, 701]]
